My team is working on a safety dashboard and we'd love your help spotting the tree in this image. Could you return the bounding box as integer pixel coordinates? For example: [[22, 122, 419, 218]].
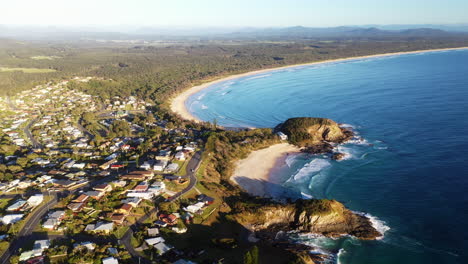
[[244, 246, 259, 264]]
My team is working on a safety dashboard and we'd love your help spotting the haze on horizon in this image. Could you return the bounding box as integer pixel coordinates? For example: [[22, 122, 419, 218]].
[[2, 0, 468, 28]]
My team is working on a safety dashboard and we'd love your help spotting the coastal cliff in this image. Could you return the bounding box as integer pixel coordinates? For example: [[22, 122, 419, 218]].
[[234, 199, 381, 240], [275, 117, 353, 154]]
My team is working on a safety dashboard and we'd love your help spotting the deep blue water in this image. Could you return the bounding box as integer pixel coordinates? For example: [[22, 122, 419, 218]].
[[187, 50, 468, 264]]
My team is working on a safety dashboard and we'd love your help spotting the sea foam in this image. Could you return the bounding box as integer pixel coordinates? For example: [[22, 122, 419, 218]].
[[289, 158, 331, 183]]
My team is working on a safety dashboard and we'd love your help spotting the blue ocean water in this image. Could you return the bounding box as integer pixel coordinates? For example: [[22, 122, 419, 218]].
[[187, 50, 468, 264]]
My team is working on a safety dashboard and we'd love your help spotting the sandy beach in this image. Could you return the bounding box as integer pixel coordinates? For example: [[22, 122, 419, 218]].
[[231, 143, 301, 197], [171, 46, 468, 123]]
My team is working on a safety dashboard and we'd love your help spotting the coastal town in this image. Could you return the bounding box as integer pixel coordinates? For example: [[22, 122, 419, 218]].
[[0, 78, 217, 264]]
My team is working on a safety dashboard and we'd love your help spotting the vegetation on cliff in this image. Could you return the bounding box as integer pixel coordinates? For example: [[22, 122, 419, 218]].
[[275, 117, 353, 154], [233, 199, 381, 240]]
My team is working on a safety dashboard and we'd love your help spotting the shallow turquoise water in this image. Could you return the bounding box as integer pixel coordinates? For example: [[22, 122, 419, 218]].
[[187, 50, 468, 263]]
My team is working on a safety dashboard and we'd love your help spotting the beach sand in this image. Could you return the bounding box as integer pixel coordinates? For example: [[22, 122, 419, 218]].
[[170, 46, 468, 123], [231, 143, 301, 197]]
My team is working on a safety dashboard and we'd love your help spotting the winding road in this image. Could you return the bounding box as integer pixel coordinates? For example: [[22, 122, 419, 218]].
[[121, 151, 203, 263]]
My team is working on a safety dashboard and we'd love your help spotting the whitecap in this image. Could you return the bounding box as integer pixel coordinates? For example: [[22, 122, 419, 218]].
[[301, 192, 314, 199], [354, 212, 390, 240], [244, 74, 272, 81], [336, 248, 346, 264], [285, 154, 299, 167], [288, 159, 331, 183], [201, 104, 209, 110]]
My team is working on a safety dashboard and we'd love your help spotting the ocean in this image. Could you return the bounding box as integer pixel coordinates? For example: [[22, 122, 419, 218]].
[[186, 49, 468, 264]]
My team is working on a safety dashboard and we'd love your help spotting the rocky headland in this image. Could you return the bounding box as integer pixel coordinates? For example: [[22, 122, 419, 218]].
[[275, 117, 353, 156], [234, 199, 381, 240]]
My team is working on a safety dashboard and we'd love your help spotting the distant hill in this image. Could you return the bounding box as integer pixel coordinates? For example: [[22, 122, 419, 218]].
[[0, 24, 467, 41]]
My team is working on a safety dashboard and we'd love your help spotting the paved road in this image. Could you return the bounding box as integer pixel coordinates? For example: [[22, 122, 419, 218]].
[[169, 151, 202, 201], [0, 193, 58, 264], [23, 117, 42, 149], [121, 150, 203, 263], [76, 118, 95, 139], [0, 174, 116, 264]]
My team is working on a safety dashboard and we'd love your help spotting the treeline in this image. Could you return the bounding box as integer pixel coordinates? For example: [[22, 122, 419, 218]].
[[2, 37, 468, 104]]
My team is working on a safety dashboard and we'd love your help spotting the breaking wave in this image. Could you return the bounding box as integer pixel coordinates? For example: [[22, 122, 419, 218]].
[[288, 158, 331, 183]]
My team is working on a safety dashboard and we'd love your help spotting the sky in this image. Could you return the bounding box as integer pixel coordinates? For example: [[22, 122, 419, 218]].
[[1, 0, 468, 28]]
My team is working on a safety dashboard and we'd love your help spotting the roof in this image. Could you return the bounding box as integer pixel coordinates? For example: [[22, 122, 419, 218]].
[[145, 237, 165, 246], [102, 257, 119, 264], [147, 227, 159, 236], [94, 222, 114, 231], [74, 194, 89, 203], [154, 242, 173, 255], [119, 203, 133, 212]]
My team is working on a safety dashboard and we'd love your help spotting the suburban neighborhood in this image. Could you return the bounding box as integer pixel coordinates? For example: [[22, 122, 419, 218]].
[[0, 78, 216, 264]]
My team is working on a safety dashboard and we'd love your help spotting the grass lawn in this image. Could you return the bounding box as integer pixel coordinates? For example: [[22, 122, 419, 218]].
[[0, 67, 56, 73], [30, 56, 61, 60], [174, 160, 188, 176], [0, 198, 12, 211], [113, 226, 129, 239], [0, 241, 9, 256]]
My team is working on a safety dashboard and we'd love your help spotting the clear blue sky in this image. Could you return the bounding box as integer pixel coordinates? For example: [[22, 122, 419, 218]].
[[2, 0, 467, 27]]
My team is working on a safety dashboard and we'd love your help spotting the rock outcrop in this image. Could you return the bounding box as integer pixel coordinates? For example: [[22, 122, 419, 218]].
[[234, 199, 381, 240], [275, 117, 353, 154]]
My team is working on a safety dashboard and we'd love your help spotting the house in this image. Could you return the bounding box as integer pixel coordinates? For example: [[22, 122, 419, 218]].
[[159, 214, 178, 225], [73, 194, 89, 203], [85, 221, 114, 234], [93, 184, 112, 193], [74, 242, 95, 251], [111, 214, 126, 225], [277, 131, 288, 140], [112, 180, 127, 188], [43, 210, 65, 230], [67, 202, 85, 212], [116, 204, 133, 215], [102, 257, 119, 264], [145, 237, 165, 246], [155, 150, 171, 160], [52, 179, 76, 189], [183, 202, 206, 214], [132, 182, 149, 192], [174, 151, 185, 161], [154, 220, 167, 227], [140, 161, 152, 170], [33, 240, 50, 251], [147, 227, 159, 237], [120, 197, 142, 207], [107, 247, 118, 255], [6, 199, 27, 212], [198, 194, 215, 205], [121, 174, 146, 181], [165, 163, 179, 173], [1, 214, 24, 224], [153, 160, 168, 171], [85, 191, 105, 200], [154, 242, 173, 256]]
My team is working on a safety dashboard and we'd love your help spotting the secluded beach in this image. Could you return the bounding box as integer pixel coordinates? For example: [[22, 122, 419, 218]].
[[231, 143, 300, 197], [170, 46, 468, 123]]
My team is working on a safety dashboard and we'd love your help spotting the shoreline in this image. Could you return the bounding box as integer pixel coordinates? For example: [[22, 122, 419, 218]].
[[170, 46, 468, 123], [231, 143, 301, 197]]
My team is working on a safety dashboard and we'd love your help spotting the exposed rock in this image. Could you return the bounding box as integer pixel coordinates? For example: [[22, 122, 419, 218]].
[[331, 152, 346, 160], [234, 199, 381, 240], [275, 117, 354, 154]]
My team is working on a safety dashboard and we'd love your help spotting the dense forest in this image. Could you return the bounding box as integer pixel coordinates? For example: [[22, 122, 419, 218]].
[[2, 36, 468, 108]]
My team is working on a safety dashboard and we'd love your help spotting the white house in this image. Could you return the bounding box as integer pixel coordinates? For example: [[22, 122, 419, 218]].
[[27, 194, 44, 207], [1, 214, 24, 224], [102, 257, 119, 264], [277, 132, 288, 140], [174, 151, 185, 161], [153, 160, 168, 171]]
